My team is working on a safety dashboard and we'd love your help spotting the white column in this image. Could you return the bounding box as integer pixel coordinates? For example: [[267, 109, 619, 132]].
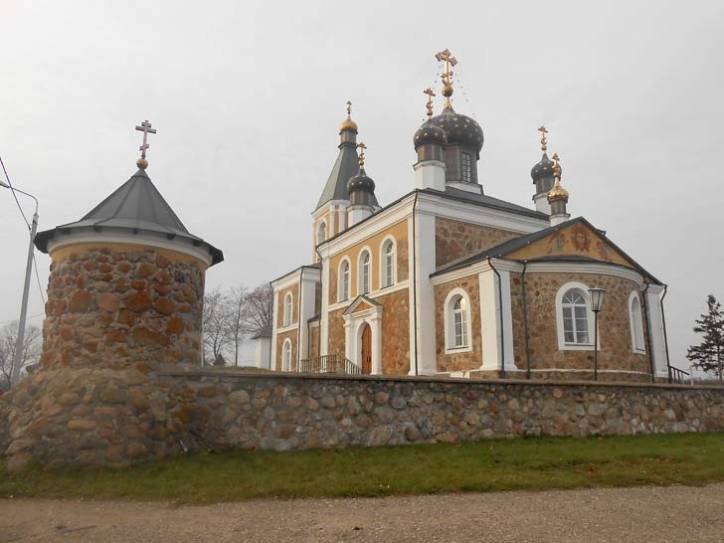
[[646, 284, 669, 378], [343, 319, 353, 363], [479, 265, 517, 371], [270, 290, 279, 370], [370, 315, 383, 375], [320, 255, 330, 356], [412, 210, 437, 374], [298, 274, 318, 362]]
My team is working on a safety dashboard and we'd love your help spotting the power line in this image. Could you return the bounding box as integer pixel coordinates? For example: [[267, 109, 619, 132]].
[[0, 153, 46, 305]]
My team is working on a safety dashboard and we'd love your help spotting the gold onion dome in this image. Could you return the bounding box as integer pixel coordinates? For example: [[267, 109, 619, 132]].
[[547, 152, 569, 202], [339, 100, 358, 133]]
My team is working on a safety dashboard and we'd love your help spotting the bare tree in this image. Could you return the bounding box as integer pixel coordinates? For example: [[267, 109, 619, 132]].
[[226, 285, 248, 366], [202, 288, 232, 366], [0, 321, 42, 390], [242, 283, 273, 337]]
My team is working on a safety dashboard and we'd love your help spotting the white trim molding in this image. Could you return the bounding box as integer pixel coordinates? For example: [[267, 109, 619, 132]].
[[555, 281, 597, 351], [628, 290, 647, 354], [343, 298, 383, 375], [337, 256, 351, 302], [443, 287, 473, 354], [378, 235, 397, 290]]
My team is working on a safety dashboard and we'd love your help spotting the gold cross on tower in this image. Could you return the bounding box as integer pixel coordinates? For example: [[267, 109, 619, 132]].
[[357, 142, 367, 169], [135, 120, 157, 169], [538, 125, 548, 153], [423, 88, 436, 118], [435, 49, 458, 108]]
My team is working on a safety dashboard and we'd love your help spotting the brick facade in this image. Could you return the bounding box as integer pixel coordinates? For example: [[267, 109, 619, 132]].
[[435, 217, 519, 267], [276, 283, 299, 328], [275, 329, 298, 371]]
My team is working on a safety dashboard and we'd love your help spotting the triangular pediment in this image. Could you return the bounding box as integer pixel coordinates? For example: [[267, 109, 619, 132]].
[[342, 294, 381, 316], [506, 220, 634, 269]]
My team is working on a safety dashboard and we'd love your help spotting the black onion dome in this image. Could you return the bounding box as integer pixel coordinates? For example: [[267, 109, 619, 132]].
[[413, 119, 447, 148], [429, 106, 483, 154], [530, 153, 557, 182], [347, 169, 376, 194]]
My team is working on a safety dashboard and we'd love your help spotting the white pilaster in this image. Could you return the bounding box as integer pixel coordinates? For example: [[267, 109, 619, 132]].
[[320, 256, 330, 356], [645, 284, 669, 378], [479, 264, 517, 371], [270, 290, 279, 369], [412, 210, 437, 374]]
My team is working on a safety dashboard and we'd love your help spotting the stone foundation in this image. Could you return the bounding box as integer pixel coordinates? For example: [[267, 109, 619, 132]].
[[2, 369, 723, 472]]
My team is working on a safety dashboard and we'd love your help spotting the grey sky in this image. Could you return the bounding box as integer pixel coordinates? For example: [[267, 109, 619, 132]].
[[1, 0, 722, 368]]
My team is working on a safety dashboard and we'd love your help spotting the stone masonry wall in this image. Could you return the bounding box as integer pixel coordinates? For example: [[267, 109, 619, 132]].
[[379, 289, 410, 375], [434, 274, 482, 372], [435, 217, 519, 268], [3, 369, 724, 472], [511, 272, 652, 380], [42, 245, 205, 369]]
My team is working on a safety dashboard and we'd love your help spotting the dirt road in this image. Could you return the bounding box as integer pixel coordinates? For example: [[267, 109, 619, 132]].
[[1, 484, 723, 542]]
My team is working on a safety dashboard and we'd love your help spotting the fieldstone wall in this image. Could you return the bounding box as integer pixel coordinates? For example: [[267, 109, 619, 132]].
[[510, 272, 652, 379], [2, 370, 724, 472], [435, 217, 519, 267], [379, 289, 410, 374], [42, 245, 205, 369]]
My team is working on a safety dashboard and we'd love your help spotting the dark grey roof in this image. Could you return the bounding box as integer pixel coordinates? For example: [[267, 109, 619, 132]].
[[425, 187, 549, 220], [34, 168, 223, 265], [315, 142, 379, 211], [431, 216, 662, 284]]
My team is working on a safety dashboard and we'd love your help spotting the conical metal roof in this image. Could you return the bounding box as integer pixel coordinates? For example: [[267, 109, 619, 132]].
[[35, 168, 223, 265]]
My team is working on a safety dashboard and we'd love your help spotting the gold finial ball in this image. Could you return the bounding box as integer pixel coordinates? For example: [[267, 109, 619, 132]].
[[136, 158, 148, 170]]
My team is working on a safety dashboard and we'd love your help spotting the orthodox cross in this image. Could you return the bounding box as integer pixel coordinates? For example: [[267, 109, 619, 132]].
[[357, 142, 367, 168], [538, 125, 548, 153], [423, 88, 436, 117], [435, 49, 457, 106], [135, 120, 157, 160], [346, 100, 352, 118], [551, 152, 561, 180]]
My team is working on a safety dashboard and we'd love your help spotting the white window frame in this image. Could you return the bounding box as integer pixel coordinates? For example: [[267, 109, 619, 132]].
[[358, 248, 372, 296], [283, 293, 293, 327], [282, 338, 292, 371], [317, 220, 327, 245], [379, 236, 396, 289], [555, 282, 596, 351], [443, 287, 473, 354], [337, 257, 351, 302], [629, 291, 646, 354]]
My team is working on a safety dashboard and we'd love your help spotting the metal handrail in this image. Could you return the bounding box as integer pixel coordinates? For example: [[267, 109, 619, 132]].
[[669, 365, 690, 384], [298, 354, 362, 375]]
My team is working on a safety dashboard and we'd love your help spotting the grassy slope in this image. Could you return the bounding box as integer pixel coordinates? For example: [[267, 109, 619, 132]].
[[1, 433, 723, 504]]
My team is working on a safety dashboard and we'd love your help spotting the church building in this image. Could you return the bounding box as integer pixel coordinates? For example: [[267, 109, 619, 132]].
[[265, 50, 670, 383]]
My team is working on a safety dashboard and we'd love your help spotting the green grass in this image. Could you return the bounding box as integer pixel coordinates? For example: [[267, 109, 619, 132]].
[[2, 433, 724, 504]]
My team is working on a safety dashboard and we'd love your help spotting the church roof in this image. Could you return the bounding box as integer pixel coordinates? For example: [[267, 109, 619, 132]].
[[315, 143, 380, 211], [435, 187, 548, 219], [34, 168, 223, 265], [431, 216, 662, 284]]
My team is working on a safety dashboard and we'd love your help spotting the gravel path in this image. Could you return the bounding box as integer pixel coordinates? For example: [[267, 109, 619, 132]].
[[1, 484, 723, 542]]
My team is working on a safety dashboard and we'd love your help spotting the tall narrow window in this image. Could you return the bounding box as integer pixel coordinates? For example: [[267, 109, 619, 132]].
[[359, 251, 371, 294], [317, 221, 327, 245], [382, 239, 395, 288], [283, 293, 293, 326], [630, 293, 646, 353], [282, 339, 292, 371], [461, 152, 473, 183], [452, 296, 468, 347], [444, 289, 472, 352], [338, 260, 350, 301], [562, 289, 590, 345]]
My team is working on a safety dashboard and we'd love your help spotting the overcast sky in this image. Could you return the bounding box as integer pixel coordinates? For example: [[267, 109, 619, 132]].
[[1, 0, 722, 369]]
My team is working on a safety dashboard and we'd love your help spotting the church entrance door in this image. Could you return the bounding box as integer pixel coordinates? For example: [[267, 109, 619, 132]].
[[361, 323, 372, 374]]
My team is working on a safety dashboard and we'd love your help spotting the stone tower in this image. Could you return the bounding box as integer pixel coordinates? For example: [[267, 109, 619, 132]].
[[0, 131, 223, 472], [34, 164, 222, 370]]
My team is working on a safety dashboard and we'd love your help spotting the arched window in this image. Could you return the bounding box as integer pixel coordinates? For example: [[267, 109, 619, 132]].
[[359, 250, 371, 295], [283, 293, 293, 326], [282, 339, 292, 371], [381, 239, 395, 288], [444, 288, 472, 352], [461, 152, 473, 183], [629, 292, 646, 353], [317, 221, 327, 245], [338, 259, 350, 301], [558, 287, 592, 346]]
